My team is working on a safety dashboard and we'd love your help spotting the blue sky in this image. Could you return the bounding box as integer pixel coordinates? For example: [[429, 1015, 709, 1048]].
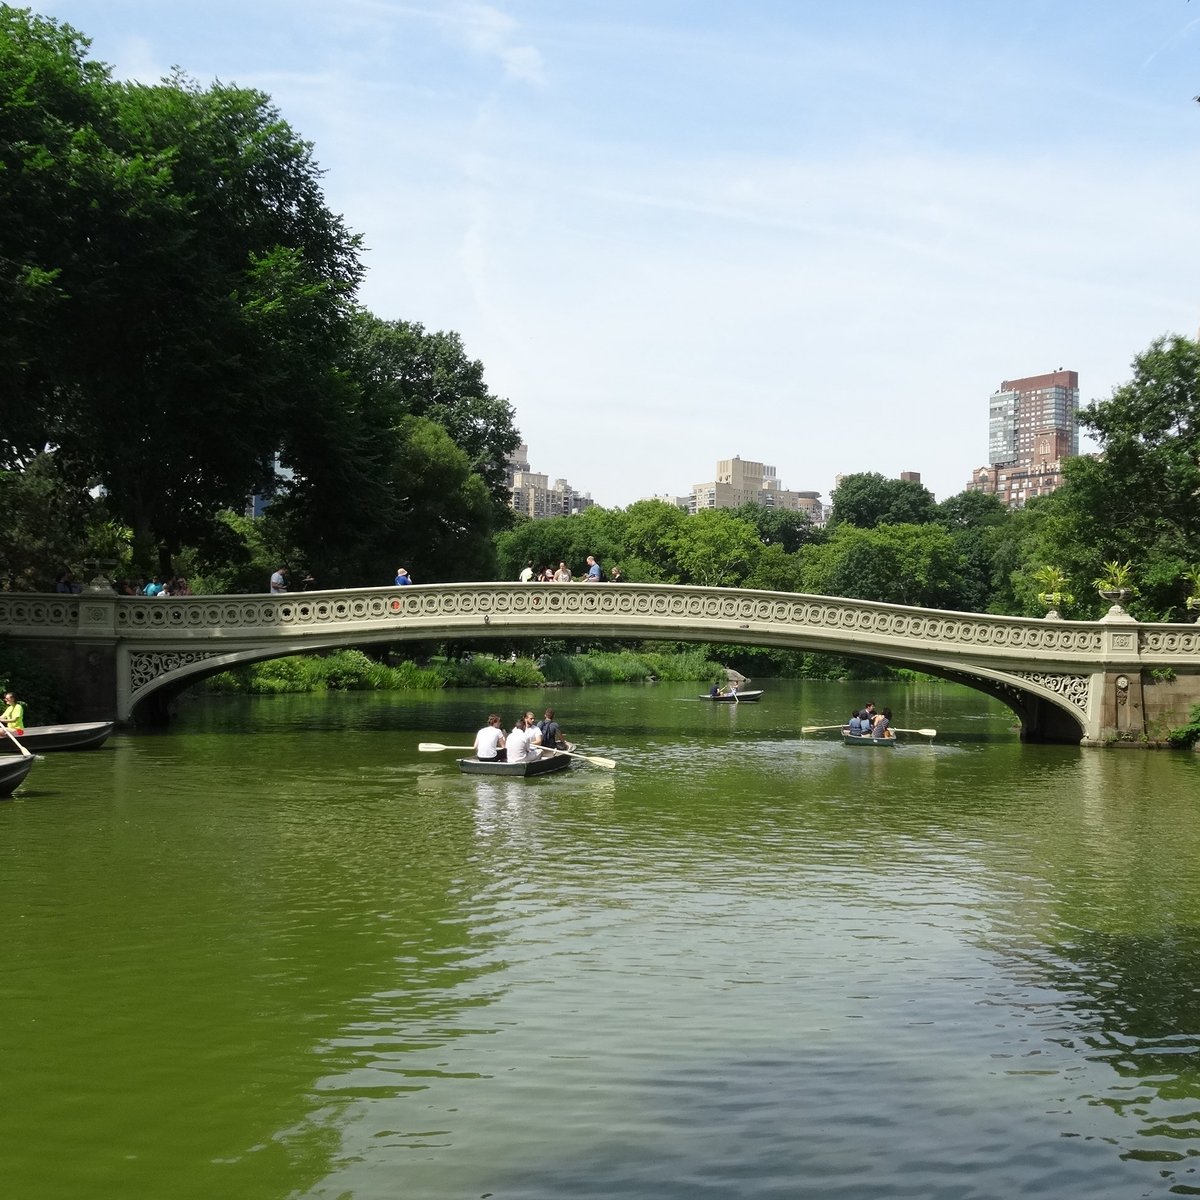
[[43, 1, 1200, 506]]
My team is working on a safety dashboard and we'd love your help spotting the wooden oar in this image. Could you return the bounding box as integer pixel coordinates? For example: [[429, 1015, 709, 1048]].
[[800, 724, 850, 734], [1, 726, 38, 759], [893, 727, 937, 738], [418, 741, 618, 770], [544, 746, 617, 770]]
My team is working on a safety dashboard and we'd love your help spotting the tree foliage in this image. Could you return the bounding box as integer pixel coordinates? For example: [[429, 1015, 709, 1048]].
[[0, 8, 515, 589], [348, 314, 520, 515], [800, 523, 965, 608], [828, 473, 937, 529], [0, 454, 98, 588], [1, 9, 362, 570]]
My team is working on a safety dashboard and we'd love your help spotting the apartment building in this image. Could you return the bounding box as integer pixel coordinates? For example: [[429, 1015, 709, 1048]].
[[968, 370, 1079, 508], [688, 456, 822, 518], [507, 444, 595, 519]]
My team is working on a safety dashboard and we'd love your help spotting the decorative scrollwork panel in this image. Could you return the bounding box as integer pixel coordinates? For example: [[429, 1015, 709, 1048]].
[[1012, 671, 1090, 714], [130, 651, 227, 697]]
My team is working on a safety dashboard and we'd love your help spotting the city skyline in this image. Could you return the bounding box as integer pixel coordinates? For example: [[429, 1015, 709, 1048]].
[[47, 1, 1200, 506]]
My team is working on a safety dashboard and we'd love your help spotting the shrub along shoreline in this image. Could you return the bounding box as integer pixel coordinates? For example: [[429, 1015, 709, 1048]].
[[203, 648, 725, 695]]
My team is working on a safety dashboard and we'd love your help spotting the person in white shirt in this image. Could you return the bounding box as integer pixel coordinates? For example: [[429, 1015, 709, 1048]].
[[519, 561, 534, 582], [473, 714, 506, 761], [554, 561, 572, 582], [507, 713, 543, 763]]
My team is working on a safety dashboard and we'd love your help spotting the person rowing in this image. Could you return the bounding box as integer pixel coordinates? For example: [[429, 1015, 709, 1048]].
[[537, 708, 565, 751], [1, 692, 25, 734], [871, 707, 895, 739], [473, 713, 506, 761]]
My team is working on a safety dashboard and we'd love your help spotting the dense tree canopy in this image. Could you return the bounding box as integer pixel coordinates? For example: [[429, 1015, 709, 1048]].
[[2, 9, 364, 568], [828, 473, 937, 529], [348, 315, 520, 514], [0, 7, 518, 587], [800, 523, 965, 609]]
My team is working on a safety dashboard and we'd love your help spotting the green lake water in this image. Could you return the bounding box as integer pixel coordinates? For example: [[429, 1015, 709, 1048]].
[[2, 680, 1199, 1199]]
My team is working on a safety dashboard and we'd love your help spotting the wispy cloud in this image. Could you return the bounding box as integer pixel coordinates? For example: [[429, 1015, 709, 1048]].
[[451, 2, 546, 85]]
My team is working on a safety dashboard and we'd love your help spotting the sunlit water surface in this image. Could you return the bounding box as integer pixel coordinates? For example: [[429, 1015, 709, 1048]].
[[2, 681, 1199, 1199]]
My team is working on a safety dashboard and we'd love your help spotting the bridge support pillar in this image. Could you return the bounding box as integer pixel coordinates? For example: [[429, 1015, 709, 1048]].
[[15, 638, 118, 723], [1093, 670, 1146, 745]]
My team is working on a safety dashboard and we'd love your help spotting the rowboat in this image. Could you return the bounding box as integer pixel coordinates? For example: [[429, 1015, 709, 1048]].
[[698, 690, 764, 703], [457, 745, 575, 777], [0, 755, 35, 796], [841, 731, 898, 748], [0, 721, 116, 753]]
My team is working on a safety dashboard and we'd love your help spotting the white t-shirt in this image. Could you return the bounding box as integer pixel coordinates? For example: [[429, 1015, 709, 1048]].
[[519, 566, 533, 582], [507, 725, 541, 762], [507, 725, 529, 761], [474, 726, 505, 759]]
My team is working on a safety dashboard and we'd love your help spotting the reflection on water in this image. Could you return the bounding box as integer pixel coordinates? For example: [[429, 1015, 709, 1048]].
[[1, 682, 1198, 1199]]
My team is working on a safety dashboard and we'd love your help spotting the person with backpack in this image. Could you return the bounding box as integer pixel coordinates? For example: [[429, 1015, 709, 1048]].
[[538, 708, 564, 750]]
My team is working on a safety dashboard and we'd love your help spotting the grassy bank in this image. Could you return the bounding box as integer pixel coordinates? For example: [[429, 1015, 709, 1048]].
[[203, 647, 724, 695]]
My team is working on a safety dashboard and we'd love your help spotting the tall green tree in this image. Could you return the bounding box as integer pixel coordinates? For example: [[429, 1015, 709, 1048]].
[[729, 503, 823, 553], [1, 9, 363, 571], [934, 490, 1012, 614], [828, 472, 937, 529], [669, 509, 762, 586], [800, 522, 965, 608], [348, 314, 520, 517], [0, 453, 99, 588]]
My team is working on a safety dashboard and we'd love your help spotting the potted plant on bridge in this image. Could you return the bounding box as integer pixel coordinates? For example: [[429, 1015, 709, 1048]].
[[1092, 560, 1135, 613], [1034, 565, 1074, 620]]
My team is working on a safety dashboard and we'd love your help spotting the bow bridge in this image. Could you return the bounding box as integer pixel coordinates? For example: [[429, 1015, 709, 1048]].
[[3, 583, 1199, 744]]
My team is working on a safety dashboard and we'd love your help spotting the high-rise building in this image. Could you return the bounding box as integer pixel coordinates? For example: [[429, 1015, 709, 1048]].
[[687, 456, 822, 518], [507, 444, 595, 519], [969, 370, 1079, 508]]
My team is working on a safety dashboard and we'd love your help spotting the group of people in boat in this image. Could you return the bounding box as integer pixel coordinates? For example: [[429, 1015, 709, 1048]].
[[845, 701, 895, 739], [709, 679, 739, 697], [473, 708, 567, 763]]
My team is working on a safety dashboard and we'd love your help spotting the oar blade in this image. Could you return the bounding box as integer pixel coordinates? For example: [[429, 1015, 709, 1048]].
[[548, 747, 618, 769], [581, 754, 617, 769]]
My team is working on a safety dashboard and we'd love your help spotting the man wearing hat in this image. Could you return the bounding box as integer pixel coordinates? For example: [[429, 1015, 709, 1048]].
[[395, 568, 413, 585]]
